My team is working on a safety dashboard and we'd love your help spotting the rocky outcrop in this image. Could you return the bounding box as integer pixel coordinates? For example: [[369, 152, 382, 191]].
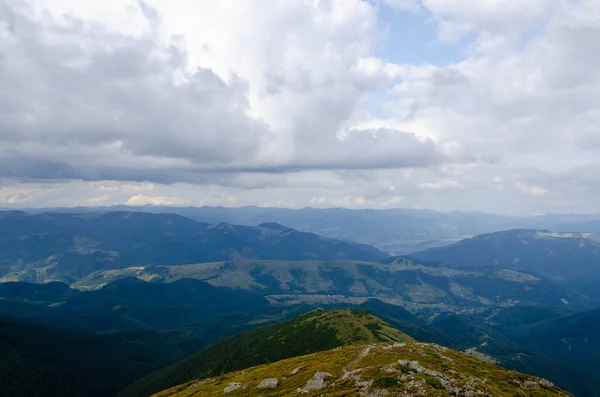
[[298, 372, 333, 393], [256, 378, 278, 389], [223, 382, 246, 393]]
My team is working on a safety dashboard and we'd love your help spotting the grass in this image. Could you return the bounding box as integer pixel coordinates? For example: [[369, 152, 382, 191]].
[[372, 376, 403, 388], [155, 342, 572, 397], [422, 374, 445, 390]]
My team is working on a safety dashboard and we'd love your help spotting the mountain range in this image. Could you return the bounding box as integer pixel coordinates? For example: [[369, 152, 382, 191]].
[[0, 211, 385, 283], [15, 205, 600, 253]]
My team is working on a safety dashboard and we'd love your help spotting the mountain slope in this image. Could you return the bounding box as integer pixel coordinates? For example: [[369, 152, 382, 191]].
[[119, 309, 413, 397], [411, 229, 600, 297], [511, 307, 600, 376], [0, 278, 277, 357], [0, 211, 386, 282], [0, 319, 185, 397], [152, 328, 571, 397], [75, 257, 583, 309], [357, 299, 456, 347], [0, 281, 75, 303]]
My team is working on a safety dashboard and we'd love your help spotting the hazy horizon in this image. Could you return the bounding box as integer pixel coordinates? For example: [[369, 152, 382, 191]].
[[3, 203, 600, 218]]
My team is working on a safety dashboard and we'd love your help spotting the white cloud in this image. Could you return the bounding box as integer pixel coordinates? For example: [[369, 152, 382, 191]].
[[418, 180, 463, 190], [1, 0, 600, 214], [125, 194, 177, 206], [515, 182, 550, 197], [0, 0, 449, 185]]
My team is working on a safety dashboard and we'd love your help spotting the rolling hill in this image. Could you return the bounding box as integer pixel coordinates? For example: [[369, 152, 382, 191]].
[[0, 211, 386, 282], [144, 309, 571, 397]]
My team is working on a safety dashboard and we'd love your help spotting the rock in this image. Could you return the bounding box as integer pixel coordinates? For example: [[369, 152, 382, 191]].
[[313, 372, 333, 380], [382, 342, 406, 350], [539, 379, 555, 388], [223, 382, 243, 393], [299, 372, 333, 392], [522, 378, 555, 391], [521, 380, 540, 391], [257, 378, 279, 389], [397, 359, 444, 378], [291, 366, 303, 375]]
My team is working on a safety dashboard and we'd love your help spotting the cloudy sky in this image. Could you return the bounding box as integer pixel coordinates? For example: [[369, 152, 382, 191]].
[[1, 0, 599, 214]]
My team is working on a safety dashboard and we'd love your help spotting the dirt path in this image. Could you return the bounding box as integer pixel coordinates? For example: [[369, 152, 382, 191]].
[[341, 346, 371, 380]]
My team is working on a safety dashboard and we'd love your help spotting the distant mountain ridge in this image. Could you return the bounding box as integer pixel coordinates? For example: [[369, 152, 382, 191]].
[[14, 205, 600, 253], [411, 229, 600, 298], [0, 211, 386, 282]]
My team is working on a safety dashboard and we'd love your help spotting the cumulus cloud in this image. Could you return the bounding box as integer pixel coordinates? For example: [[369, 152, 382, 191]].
[[0, 0, 452, 186], [1, 0, 600, 214]]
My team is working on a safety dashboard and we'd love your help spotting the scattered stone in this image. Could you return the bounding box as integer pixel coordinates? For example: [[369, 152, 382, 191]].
[[187, 378, 213, 389], [522, 378, 554, 391], [382, 342, 406, 350], [522, 380, 540, 391], [313, 372, 333, 380], [257, 378, 279, 389], [291, 366, 303, 375], [397, 359, 444, 378], [298, 372, 333, 392], [223, 382, 243, 393], [539, 379, 555, 388]]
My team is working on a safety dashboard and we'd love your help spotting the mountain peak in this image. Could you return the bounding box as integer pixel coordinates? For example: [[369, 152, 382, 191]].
[[257, 222, 294, 231]]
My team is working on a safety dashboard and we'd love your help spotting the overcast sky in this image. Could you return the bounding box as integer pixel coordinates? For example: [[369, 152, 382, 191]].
[[1, 0, 599, 214]]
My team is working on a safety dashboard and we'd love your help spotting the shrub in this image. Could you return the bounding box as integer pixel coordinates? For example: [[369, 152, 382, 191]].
[[373, 376, 403, 389], [422, 374, 445, 390]]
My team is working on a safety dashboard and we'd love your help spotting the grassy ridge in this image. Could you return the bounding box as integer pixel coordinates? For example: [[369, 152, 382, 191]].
[[154, 337, 571, 397], [119, 309, 412, 397]]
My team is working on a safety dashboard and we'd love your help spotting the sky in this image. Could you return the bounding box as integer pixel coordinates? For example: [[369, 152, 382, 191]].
[[1, 0, 599, 214]]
